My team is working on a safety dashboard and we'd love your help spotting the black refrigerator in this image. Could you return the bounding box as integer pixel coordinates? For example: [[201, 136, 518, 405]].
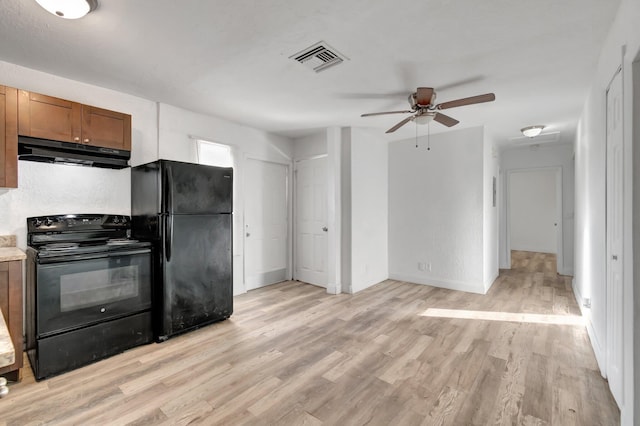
[[131, 159, 233, 341]]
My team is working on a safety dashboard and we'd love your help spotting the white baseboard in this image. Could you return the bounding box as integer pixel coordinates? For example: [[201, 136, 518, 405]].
[[388, 272, 486, 295], [510, 245, 556, 254], [558, 266, 574, 276], [572, 279, 606, 377], [484, 271, 499, 293]]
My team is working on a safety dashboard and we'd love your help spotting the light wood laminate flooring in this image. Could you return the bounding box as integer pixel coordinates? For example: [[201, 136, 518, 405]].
[[1, 251, 619, 425]]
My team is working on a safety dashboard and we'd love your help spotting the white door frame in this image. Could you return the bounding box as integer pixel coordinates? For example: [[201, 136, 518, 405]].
[[504, 166, 563, 272], [242, 155, 293, 291]]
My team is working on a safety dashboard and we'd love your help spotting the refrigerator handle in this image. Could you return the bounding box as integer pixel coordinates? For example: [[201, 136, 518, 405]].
[[164, 164, 174, 214], [165, 215, 173, 262]]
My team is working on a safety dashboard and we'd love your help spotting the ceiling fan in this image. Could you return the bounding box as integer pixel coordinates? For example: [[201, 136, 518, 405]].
[[361, 87, 495, 133]]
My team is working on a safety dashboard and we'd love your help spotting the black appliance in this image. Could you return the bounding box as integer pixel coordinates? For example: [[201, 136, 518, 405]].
[[19, 136, 130, 169], [25, 214, 153, 380], [131, 160, 233, 341]]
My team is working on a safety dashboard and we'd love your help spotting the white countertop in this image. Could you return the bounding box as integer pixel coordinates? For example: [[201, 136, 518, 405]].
[[0, 247, 26, 262]]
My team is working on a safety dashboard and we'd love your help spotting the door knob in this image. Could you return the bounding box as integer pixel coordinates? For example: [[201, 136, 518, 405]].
[[322, 227, 328, 232], [246, 232, 250, 237], [612, 255, 618, 260]]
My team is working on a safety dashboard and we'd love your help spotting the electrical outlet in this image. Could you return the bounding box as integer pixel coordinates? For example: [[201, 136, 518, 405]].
[[418, 262, 426, 271]]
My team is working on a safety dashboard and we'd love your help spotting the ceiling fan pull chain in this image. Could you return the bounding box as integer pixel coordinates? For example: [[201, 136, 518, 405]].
[[427, 123, 431, 151], [415, 122, 418, 148]]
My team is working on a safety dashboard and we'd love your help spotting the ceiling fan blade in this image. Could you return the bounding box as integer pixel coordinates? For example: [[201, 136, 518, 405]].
[[437, 93, 495, 110], [386, 116, 414, 133], [433, 112, 459, 127], [416, 87, 434, 106], [361, 110, 413, 117]]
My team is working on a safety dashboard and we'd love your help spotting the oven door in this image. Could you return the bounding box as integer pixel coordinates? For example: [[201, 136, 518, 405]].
[[36, 248, 152, 338]]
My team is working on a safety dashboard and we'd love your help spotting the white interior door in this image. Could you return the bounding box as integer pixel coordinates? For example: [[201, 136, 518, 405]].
[[295, 156, 328, 287], [605, 67, 624, 407], [244, 158, 288, 291]]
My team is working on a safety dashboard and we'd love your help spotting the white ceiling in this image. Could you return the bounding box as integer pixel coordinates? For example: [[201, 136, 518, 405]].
[[0, 0, 620, 145]]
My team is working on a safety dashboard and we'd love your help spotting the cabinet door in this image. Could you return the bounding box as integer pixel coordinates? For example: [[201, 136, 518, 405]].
[[18, 90, 82, 143], [0, 260, 23, 376], [0, 86, 18, 188], [81, 105, 131, 151]]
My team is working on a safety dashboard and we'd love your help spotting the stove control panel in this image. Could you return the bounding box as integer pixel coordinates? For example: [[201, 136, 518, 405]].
[[27, 214, 131, 232]]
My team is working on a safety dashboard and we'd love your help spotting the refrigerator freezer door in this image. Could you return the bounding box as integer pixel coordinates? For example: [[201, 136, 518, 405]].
[[160, 214, 233, 338], [163, 161, 232, 214]]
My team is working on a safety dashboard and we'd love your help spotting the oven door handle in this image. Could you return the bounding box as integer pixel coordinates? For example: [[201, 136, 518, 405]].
[[165, 215, 173, 262], [37, 248, 151, 264]]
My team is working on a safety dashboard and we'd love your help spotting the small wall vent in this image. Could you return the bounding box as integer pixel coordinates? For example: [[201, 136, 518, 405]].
[[290, 41, 347, 73]]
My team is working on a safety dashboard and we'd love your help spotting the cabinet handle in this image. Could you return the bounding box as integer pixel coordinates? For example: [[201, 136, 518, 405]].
[[74, 137, 80, 142], [83, 138, 90, 143]]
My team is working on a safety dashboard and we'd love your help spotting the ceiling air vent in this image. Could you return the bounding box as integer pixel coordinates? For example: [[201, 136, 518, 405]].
[[290, 41, 347, 73]]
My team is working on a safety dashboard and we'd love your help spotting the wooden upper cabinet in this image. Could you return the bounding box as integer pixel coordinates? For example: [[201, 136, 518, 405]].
[[17, 90, 131, 151], [82, 105, 131, 151], [0, 86, 18, 188], [18, 91, 80, 143]]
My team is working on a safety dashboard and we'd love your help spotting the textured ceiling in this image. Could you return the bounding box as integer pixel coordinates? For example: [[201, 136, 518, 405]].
[[0, 0, 620, 145]]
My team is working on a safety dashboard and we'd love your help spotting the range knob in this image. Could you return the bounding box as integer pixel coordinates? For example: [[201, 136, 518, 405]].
[[112, 216, 120, 224], [44, 218, 53, 227], [33, 218, 43, 228]]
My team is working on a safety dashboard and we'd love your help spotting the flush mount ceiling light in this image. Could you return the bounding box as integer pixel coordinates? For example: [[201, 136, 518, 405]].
[[521, 125, 545, 138], [35, 0, 97, 19]]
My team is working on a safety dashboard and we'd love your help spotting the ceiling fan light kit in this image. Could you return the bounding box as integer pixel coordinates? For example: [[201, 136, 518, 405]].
[[35, 0, 97, 19], [413, 113, 435, 125], [361, 87, 496, 133], [521, 125, 545, 138]]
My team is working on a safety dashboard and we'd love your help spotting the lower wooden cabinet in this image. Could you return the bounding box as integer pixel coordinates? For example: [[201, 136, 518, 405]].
[[0, 260, 23, 381]]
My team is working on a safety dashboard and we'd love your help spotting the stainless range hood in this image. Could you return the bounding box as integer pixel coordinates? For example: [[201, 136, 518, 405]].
[[18, 136, 130, 169]]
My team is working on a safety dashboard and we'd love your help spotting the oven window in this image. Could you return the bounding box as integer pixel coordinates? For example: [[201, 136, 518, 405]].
[[59, 265, 140, 312]]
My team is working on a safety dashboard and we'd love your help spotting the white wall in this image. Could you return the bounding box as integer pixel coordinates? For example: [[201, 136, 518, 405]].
[[0, 60, 158, 250], [500, 143, 575, 274], [338, 127, 388, 293], [157, 104, 294, 296], [349, 128, 388, 293], [574, 0, 640, 422], [483, 132, 499, 291], [292, 132, 327, 159], [509, 170, 558, 254], [389, 126, 486, 294]]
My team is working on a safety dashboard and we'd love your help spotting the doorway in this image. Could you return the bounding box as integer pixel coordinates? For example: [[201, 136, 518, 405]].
[[244, 158, 289, 291], [506, 167, 563, 273]]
